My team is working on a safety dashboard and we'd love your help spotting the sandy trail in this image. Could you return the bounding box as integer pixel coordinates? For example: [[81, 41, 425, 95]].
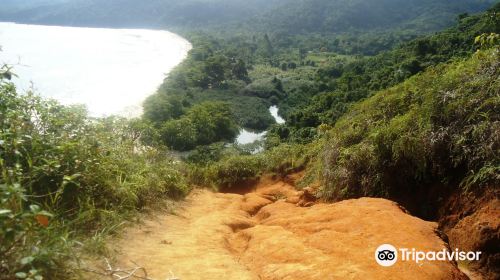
[[101, 177, 467, 280]]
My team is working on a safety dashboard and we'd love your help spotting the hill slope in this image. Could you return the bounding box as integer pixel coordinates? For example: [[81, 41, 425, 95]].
[[316, 47, 499, 278], [256, 0, 497, 34], [0, 0, 496, 33], [0, 0, 283, 29]]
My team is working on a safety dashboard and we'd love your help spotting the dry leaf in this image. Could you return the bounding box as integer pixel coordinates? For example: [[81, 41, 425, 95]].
[[36, 215, 49, 227]]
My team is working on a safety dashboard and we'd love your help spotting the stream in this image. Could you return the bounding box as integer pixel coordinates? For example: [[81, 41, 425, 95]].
[[236, 105, 285, 146]]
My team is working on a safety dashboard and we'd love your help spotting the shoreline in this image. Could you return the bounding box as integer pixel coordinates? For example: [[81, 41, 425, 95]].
[[0, 21, 192, 118]]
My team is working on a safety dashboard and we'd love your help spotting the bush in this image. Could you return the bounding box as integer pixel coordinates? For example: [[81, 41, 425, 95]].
[[242, 78, 284, 99], [186, 141, 320, 190], [262, 144, 311, 175], [0, 78, 189, 279], [161, 101, 239, 151], [320, 48, 499, 201], [207, 155, 263, 189], [0, 184, 70, 280]]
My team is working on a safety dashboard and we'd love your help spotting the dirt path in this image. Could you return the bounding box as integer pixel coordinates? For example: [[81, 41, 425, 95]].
[[99, 177, 467, 280]]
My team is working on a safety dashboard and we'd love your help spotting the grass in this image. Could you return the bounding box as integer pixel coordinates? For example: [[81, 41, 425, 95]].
[[318, 48, 499, 201], [0, 81, 190, 279]]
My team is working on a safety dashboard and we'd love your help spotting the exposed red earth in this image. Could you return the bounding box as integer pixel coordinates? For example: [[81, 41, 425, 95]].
[[90, 176, 473, 280]]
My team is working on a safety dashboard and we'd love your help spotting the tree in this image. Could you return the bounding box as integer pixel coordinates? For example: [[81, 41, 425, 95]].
[[204, 55, 229, 89], [299, 48, 308, 61], [232, 59, 250, 82], [143, 94, 186, 124], [160, 102, 239, 151], [263, 34, 274, 59]]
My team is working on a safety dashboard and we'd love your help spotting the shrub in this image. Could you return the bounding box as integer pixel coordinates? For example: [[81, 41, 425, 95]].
[[241, 78, 284, 99], [0, 77, 189, 279], [160, 101, 239, 151], [320, 48, 499, 201], [186, 141, 320, 190], [209, 155, 262, 188]]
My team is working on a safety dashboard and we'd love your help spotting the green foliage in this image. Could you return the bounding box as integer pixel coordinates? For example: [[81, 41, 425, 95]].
[[143, 94, 187, 124], [255, 0, 496, 34], [0, 185, 65, 280], [143, 35, 278, 138], [206, 155, 263, 189], [262, 143, 314, 175], [186, 142, 317, 190], [1, 1, 498, 278], [3, 0, 495, 49], [186, 90, 275, 131], [0, 77, 189, 279], [242, 77, 285, 100], [277, 6, 500, 143], [319, 48, 499, 201], [142, 3, 499, 151], [186, 142, 227, 164], [475, 32, 500, 49], [160, 101, 239, 151]]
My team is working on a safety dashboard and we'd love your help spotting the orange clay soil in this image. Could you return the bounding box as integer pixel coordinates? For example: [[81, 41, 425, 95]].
[[98, 176, 467, 280]]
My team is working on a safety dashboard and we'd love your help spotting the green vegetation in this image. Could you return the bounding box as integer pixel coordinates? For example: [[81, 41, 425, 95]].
[[171, 5, 500, 204], [142, 4, 499, 150], [268, 5, 500, 144], [250, 0, 497, 55], [181, 35, 499, 226], [256, 0, 495, 34], [187, 143, 317, 190], [2, 1, 495, 36], [2, 0, 495, 58], [319, 48, 499, 201], [32, 1, 492, 152], [0, 77, 189, 279], [143, 5, 499, 207], [142, 34, 280, 143], [1, 1, 500, 278], [160, 102, 239, 151]]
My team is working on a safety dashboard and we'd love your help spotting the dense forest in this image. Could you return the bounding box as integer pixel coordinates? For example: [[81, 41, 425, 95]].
[[0, 0, 495, 32], [143, 5, 499, 148], [1, 1, 499, 279], [2, 0, 495, 55]]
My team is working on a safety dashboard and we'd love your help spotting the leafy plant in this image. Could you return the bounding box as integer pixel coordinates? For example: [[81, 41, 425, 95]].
[[0, 72, 189, 279]]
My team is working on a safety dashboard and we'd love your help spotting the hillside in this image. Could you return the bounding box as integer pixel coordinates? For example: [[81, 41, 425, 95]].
[[168, 46, 498, 280], [0, 0, 283, 29], [2, 0, 495, 57], [0, 0, 496, 34], [256, 0, 497, 34], [317, 45, 499, 279], [140, 4, 499, 149], [271, 5, 500, 141], [1, 1, 499, 279]]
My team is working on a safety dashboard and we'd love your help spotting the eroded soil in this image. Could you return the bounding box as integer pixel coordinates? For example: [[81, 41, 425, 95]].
[[98, 177, 468, 279]]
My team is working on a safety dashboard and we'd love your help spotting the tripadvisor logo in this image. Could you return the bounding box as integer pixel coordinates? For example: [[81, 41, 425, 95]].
[[375, 244, 398, 266], [375, 244, 481, 267]]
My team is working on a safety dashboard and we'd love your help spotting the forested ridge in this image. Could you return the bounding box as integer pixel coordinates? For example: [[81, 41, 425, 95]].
[[1, 1, 499, 279], [0, 0, 495, 32], [143, 5, 499, 148], [2, 0, 496, 55]]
